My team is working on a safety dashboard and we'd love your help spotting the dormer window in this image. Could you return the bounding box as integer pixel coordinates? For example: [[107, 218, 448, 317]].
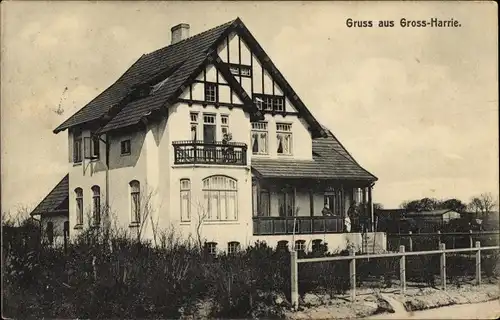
[[204, 83, 217, 102]]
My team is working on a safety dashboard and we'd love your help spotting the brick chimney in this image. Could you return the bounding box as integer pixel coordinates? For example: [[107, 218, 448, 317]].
[[171, 23, 190, 44]]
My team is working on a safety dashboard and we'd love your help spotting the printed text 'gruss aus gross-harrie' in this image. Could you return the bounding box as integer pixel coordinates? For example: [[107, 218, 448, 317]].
[[346, 18, 462, 28]]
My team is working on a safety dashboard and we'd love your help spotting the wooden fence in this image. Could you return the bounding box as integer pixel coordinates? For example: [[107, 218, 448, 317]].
[[290, 241, 500, 307], [387, 230, 500, 252]]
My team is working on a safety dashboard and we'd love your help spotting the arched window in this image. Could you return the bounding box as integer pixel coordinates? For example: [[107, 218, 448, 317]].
[[130, 180, 140, 223], [202, 176, 237, 221], [91, 186, 101, 225], [180, 179, 191, 222], [75, 188, 83, 226], [46, 221, 54, 245]]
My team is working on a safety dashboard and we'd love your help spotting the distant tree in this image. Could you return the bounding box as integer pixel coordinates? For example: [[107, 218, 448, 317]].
[[400, 198, 440, 212], [373, 203, 384, 210], [468, 193, 498, 215], [440, 198, 467, 213]]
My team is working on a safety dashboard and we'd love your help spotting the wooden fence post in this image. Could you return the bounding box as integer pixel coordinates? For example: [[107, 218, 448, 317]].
[[475, 241, 481, 285], [399, 245, 406, 293], [439, 243, 446, 291], [408, 231, 413, 252], [349, 248, 356, 301], [469, 230, 473, 248], [290, 250, 299, 308], [437, 231, 441, 249]]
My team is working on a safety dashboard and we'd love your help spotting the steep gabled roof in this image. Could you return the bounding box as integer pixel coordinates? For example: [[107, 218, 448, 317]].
[[30, 174, 69, 216], [54, 19, 236, 133], [251, 126, 377, 181], [53, 18, 326, 137]]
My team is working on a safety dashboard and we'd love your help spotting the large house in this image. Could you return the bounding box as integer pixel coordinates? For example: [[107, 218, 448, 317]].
[[46, 18, 383, 253]]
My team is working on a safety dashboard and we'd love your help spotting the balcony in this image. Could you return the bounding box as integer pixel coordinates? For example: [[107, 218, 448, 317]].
[[253, 216, 361, 235], [173, 140, 247, 166]]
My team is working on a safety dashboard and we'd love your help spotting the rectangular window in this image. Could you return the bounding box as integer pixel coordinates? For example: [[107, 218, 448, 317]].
[[278, 189, 295, 217], [229, 67, 239, 75], [204, 83, 217, 102], [180, 179, 191, 222], [73, 135, 82, 163], [221, 114, 229, 138], [121, 140, 131, 155], [273, 97, 285, 112], [131, 192, 140, 223], [251, 122, 268, 155], [276, 123, 292, 155], [92, 135, 100, 159], [228, 241, 240, 254], [240, 67, 251, 77], [190, 112, 199, 141], [205, 242, 217, 257], [254, 96, 263, 110], [253, 94, 285, 112], [259, 189, 270, 217]]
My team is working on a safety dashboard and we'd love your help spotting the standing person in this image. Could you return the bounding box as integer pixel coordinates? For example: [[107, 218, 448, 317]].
[[322, 203, 333, 216], [347, 200, 358, 232], [344, 214, 352, 233]]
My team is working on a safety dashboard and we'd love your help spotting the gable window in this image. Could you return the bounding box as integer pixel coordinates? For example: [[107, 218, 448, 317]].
[[276, 123, 292, 155], [91, 186, 101, 225], [278, 188, 295, 217], [180, 179, 191, 222], [253, 94, 285, 113], [73, 133, 83, 163], [230, 66, 239, 75], [190, 112, 199, 141], [227, 64, 252, 77], [204, 83, 217, 102], [273, 97, 285, 112], [130, 180, 140, 224], [228, 241, 240, 254], [46, 222, 54, 245], [251, 122, 268, 155], [240, 67, 251, 77], [75, 188, 83, 226], [202, 175, 238, 221], [121, 139, 131, 155]]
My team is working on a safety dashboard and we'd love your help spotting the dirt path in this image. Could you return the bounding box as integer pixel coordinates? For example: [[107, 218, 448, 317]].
[[367, 299, 500, 319]]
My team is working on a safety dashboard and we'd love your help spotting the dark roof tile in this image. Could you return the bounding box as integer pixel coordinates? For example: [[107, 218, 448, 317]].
[[31, 174, 69, 216]]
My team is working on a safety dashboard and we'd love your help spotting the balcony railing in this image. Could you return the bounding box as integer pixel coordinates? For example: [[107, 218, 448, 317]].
[[253, 216, 361, 235], [173, 140, 247, 165]]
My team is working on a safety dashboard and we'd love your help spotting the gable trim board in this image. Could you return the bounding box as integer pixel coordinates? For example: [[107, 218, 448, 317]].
[[53, 18, 325, 138]]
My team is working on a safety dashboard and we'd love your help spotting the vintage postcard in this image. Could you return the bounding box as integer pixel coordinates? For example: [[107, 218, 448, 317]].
[[1, 1, 498, 319]]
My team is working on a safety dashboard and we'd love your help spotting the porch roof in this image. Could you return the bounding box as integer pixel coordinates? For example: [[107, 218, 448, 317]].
[[30, 174, 69, 217], [252, 134, 377, 181]]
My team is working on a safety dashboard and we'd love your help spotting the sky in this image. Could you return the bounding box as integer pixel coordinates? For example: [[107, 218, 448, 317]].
[[1, 1, 498, 214]]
